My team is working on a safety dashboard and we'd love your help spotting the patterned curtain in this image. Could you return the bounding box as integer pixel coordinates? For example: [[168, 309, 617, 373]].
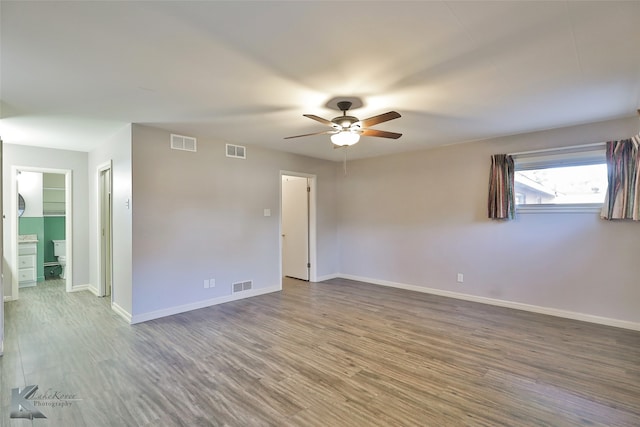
[[601, 135, 640, 221], [488, 154, 515, 220]]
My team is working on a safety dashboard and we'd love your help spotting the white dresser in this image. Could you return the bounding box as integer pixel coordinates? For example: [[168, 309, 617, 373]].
[[18, 235, 38, 287]]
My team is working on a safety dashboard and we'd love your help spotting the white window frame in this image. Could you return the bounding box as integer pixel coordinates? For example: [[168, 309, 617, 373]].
[[513, 143, 606, 214]]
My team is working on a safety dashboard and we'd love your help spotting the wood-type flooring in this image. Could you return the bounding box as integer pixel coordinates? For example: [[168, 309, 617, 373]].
[[1, 277, 639, 426]]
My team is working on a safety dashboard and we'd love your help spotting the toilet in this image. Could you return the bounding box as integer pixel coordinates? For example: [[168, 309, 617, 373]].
[[52, 240, 66, 279]]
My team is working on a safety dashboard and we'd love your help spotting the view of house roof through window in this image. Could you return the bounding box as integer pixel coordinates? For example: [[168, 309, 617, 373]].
[[515, 163, 608, 205]]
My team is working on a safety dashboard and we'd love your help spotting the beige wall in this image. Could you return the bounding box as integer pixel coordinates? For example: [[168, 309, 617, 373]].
[[130, 124, 339, 319], [88, 125, 133, 315], [338, 117, 640, 324], [4, 117, 638, 327]]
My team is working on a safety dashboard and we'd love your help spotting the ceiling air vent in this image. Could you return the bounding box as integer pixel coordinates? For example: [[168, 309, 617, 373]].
[[171, 134, 197, 152], [226, 144, 246, 159]]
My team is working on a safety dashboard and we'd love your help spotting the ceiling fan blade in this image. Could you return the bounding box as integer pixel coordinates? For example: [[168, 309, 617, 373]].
[[358, 111, 401, 128], [303, 114, 335, 127], [284, 130, 335, 140], [361, 128, 402, 139]]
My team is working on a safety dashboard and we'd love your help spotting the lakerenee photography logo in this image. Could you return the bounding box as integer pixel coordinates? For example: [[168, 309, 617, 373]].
[[10, 384, 82, 420]]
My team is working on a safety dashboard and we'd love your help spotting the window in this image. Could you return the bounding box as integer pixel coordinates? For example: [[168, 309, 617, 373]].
[[513, 144, 607, 213]]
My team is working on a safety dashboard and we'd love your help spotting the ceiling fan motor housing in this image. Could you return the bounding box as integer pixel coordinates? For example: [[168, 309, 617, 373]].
[[332, 101, 360, 130], [332, 115, 360, 130]]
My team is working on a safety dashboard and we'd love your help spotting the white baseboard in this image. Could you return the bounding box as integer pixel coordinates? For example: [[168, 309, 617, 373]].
[[130, 285, 281, 324], [111, 302, 132, 323], [337, 274, 640, 331], [315, 273, 340, 282], [70, 284, 129, 322]]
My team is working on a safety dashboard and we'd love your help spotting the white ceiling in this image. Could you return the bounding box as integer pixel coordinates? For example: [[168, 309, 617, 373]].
[[1, 1, 639, 161]]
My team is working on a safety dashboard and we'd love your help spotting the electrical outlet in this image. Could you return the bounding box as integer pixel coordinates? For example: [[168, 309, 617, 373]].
[[203, 279, 209, 289], [209, 278, 215, 288], [457, 273, 464, 283]]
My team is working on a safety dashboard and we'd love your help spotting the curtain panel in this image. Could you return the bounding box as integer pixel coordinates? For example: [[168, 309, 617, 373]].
[[601, 136, 640, 221], [488, 154, 515, 220]]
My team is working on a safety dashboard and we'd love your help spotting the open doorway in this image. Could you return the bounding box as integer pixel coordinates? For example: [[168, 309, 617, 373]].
[[98, 162, 113, 300], [12, 166, 72, 299], [280, 171, 317, 285]]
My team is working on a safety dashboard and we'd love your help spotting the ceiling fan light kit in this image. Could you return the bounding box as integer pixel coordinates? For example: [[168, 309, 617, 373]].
[[331, 131, 360, 146], [285, 100, 402, 147]]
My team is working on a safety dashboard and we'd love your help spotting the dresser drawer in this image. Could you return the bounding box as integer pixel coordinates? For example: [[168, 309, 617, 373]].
[[19, 255, 36, 269], [18, 243, 37, 256], [18, 267, 36, 282]]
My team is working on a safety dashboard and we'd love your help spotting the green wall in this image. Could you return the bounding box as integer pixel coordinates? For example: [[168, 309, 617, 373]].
[[19, 216, 66, 281], [44, 216, 66, 262]]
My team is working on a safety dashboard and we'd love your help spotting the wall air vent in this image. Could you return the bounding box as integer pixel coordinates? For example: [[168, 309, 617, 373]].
[[232, 280, 253, 293], [226, 144, 246, 159], [171, 134, 197, 152]]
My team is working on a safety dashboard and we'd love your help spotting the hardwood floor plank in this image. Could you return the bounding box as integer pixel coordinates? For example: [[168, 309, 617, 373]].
[[1, 277, 639, 426]]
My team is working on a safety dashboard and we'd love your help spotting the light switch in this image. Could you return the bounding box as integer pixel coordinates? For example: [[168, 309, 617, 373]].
[[264, 209, 271, 217]]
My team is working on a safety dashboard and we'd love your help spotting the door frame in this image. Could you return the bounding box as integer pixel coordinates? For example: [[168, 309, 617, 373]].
[[279, 171, 317, 287], [11, 166, 73, 298], [1, 138, 3, 355], [97, 161, 113, 299]]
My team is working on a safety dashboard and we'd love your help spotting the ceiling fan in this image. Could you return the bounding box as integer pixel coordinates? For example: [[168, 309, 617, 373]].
[[284, 101, 402, 147]]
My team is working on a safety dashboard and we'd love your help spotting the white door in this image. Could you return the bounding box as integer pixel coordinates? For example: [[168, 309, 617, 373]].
[[282, 176, 309, 281]]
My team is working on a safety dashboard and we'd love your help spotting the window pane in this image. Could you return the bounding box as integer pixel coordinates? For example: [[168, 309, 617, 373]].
[[514, 164, 607, 205]]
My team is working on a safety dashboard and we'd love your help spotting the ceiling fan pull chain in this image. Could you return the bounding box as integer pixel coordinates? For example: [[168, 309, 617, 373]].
[[343, 148, 348, 175]]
